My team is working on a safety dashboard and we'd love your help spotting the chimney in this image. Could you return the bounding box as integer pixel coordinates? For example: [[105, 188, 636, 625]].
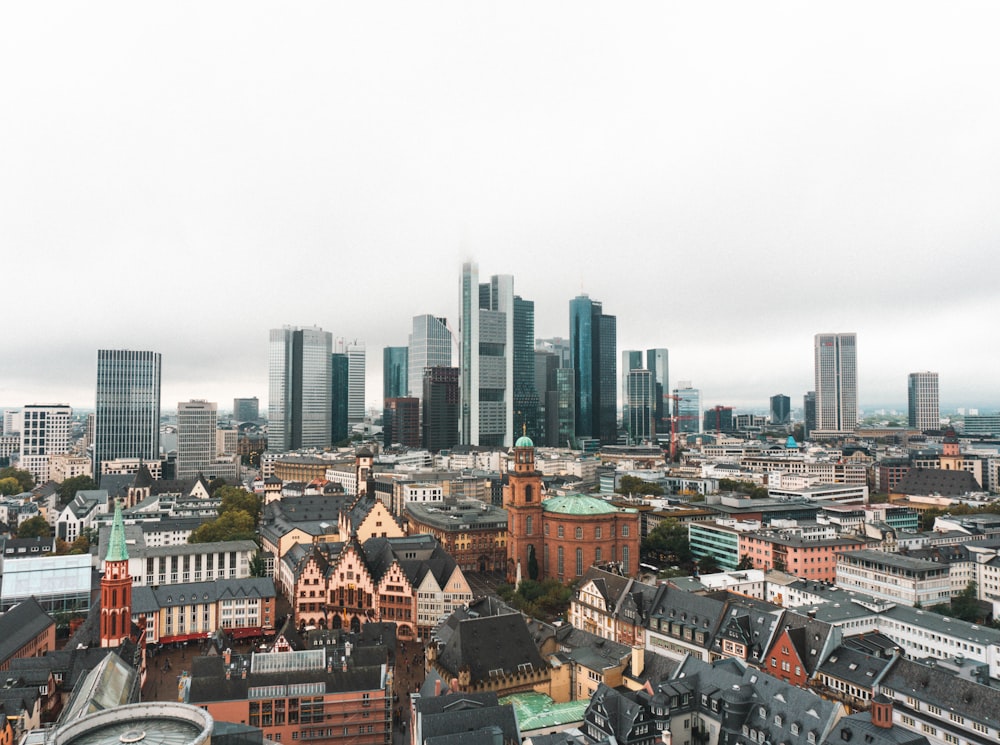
[[434, 679, 441, 696], [241, 667, 247, 680], [632, 646, 645, 676], [870, 694, 893, 729], [225, 668, 231, 680], [224, 648, 231, 666]]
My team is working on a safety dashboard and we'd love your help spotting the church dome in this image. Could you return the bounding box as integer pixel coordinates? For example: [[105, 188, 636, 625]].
[[515, 434, 534, 448], [542, 493, 620, 515]]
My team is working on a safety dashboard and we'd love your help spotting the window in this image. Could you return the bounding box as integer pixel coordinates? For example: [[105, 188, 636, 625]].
[[526, 516, 533, 535], [558, 525, 564, 538], [595, 526, 602, 539], [576, 527, 583, 539], [622, 524, 630, 537], [576, 548, 584, 576]]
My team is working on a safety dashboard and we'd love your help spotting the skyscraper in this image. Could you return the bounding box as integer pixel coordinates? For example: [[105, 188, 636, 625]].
[[513, 295, 539, 442], [570, 295, 617, 444], [422, 366, 459, 452], [383, 397, 420, 448], [646, 348, 669, 433], [459, 262, 515, 447], [331, 352, 349, 444], [268, 327, 332, 452], [336, 339, 366, 423], [94, 349, 161, 477], [673, 381, 701, 435], [408, 315, 453, 402], [908, 372, 939, 432], [803, 391, 816, 440], [770, 394, 791, 425], [19, 404, 71, 483], [621, 351, 643, 428], [176, 400, 217, 480], [383, 346, 408, 401], [814, 333, 858, 435], [625, 369, 654, 444]]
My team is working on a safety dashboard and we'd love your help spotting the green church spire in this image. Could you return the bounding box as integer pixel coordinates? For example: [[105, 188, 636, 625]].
[[105, 499, 129, 562]]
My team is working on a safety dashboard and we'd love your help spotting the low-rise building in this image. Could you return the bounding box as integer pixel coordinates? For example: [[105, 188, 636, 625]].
[[836, 550, 952, 607], [406, 499, 508, 573]]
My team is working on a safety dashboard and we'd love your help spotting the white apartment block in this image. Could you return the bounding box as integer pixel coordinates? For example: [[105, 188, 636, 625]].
[[19, 404, 72, 483], [836, 550, 952, 607], [49, 454, 93, 483]]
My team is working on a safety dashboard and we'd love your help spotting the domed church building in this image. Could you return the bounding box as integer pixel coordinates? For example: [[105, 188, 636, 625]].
[[503, 434, 640, 583]]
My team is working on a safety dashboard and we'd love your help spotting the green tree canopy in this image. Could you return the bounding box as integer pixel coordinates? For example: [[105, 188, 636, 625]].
[[208, 477, 228, 495], [0, 477, 22, 496], [641, 518, 691, 566], [57, 475, 98, 506], [188, 508, 256, 543], [217, 486, 262, 525], [17, 515, 52, 539], [618, 475, 665, 496], [718, 478, 768, 499], [249, 549, 267, 577], [0, 467, 35, 493]]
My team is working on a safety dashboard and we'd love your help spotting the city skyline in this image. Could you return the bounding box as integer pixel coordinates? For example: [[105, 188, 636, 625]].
[[4, 4, 1000, 413]]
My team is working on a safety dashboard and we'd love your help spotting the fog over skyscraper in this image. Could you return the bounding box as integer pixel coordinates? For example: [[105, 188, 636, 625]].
[[94, 349, 161, 478]]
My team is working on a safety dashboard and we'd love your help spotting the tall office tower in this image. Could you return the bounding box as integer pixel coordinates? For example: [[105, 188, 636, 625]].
[[908, 372, 940, 432], [334, 339, 366, 423], [383, 346, 408, 402], [459, 262, 515, 447], [646, 348, 669, 433], [814, 333, 858, 435], [94, 350, 161, 477], [268, 327, 332, 452], [673, 381, 701, 434], [770, 394, 791, 425], [625, 370, 654, 444], [233, 397, 259, 423], [555, 369, 576, 447], [383, 397, 420, 448], [331, 353, 349, 443], [803, 391, 816, 440], [536, 337, 571, 368], [570, 295, 617, 444], [176, 400, 217, 480], [19, 404, 72, 483], [703, 406, 734, 434], [408, 315, 453, 402], [422, 366, 460, 452], [534, 350, 559, 446], [621, 350, 643, 429], [513, 296, 539, 442], [3, 409, 22, 436]]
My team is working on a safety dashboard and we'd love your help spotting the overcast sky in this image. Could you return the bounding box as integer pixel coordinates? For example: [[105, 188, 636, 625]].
[[3, 2, 999, 414]]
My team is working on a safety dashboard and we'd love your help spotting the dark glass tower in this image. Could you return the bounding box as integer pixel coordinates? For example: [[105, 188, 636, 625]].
[[94, 349, 161, 478], [383, 346, 409, 401], [331, 352, 350, 444], [423, 366, 459, 451], [513, 295, 539, 443], [570, 295, 617, 445], [269, 327, 333, 452]]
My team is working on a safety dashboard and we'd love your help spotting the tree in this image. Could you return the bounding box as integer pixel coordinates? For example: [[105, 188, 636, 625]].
[[57, 475, 97, 506], [188, 509, 256, 543], [17, 515, 52, 539], [208, 478, 228, 495], [249, 549, 267, 577], [0, 467, 35, 493], [641, 518, 691, 566], [718, 478, 767, 499], [217, 486, 262, 525], [618, 475, 665, 497], [736, 554, 755, 571], [0, 477, 21, 496], [527, 545, 539, 581]]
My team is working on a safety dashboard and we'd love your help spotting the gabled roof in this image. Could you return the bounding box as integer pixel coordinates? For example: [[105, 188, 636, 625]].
[[435, 614, 545, 685], [0, 598, 54, 665], [893, 468, 981, 496]]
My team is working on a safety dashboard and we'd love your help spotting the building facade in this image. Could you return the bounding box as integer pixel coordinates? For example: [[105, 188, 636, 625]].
[[770, 394, 791, 425], [382, 346, 408, 402], [176, 400, 217, 480], [382, 397, 420, 448], [18, 404, 72, 483], [814, 333, 858, 436], [233, 397, 260, 422], [407, 315, 453, 403], [625, 369, 655, 444], [422, 366, 459, 451], [570, 294, 617, 445], [674, 381, 701, 435], [336, 339, 366, 423], [908, 372, 939, 432], [94, 349, 161, 478], [268, 327, 332, 452]]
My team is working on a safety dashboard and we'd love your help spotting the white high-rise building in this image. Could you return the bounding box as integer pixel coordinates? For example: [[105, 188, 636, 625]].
[[19, 404, 72, 483], [408, 315, 453, 403], [908, 372, 939, 432], [625, 369, 654, 444], [176, 400, 217, 480], [336, 338, 366, 423], [268, 327, 332, 452], [459, 262, 514, 448], [814, 333, 858, 435]]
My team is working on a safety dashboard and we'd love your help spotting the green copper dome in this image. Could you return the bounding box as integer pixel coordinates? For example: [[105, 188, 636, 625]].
[[515, 434, 534, 448], [542, 494, 620, 515]]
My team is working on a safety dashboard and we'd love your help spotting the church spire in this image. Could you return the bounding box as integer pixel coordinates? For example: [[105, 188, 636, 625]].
[[105, 499, 129, 562]]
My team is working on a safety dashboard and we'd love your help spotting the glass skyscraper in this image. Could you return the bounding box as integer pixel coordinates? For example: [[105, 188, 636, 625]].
[[626, 369, 654, 444], [94, 349, 161, 477], [383, 346, 409, 401], [408, 315, 453, 402], [570, 294, 617, 444], [673, 381, 701, 435], [513, 295, 539, 442], [268, 327, 332, 452], [331, 352, 349, 444]]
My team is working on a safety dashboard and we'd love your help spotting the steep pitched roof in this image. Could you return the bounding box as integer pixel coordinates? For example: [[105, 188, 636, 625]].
[[0, 598, 54, 665], [894, 468, 981, 496], [436, 614, 545, 685]]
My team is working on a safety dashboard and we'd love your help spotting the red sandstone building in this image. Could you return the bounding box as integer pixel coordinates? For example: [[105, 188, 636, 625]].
[[504, 435, 641, 582]]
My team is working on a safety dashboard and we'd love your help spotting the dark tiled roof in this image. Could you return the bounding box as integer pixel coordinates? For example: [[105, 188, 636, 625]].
[[824, 711, 929, 745], [0, 597, 54, 665], [436, 614, 545, 684], [879, 656, 1000, 726], [894, 468, 981, 496]]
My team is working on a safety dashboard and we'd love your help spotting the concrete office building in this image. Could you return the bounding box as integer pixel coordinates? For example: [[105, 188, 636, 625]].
[[336, 339, 366, 423], [908, 371, 939, 432], [268, 327, 332, 452], [175, 401, 217, 480], [19, 404, 72, 483], [814, 333, 857, 436], [94, 350, 161, 479]]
